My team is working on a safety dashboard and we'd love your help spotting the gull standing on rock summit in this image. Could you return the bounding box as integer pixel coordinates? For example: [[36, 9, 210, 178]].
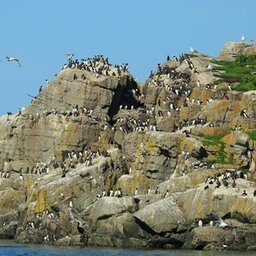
[[190, 47, 198, 53], [65, 53, 74, 61], [5, 56, 21, 67]]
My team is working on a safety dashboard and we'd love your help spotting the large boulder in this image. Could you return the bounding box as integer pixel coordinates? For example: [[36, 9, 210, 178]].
[[178, 179, 256, 223], [122, 132, 179, 181], [133, 197, 185, 233], [219, 42, 256, 60], [159, 168, 221, 193], [88, 213, 149, 248], [89, 197, 137, 222], [222, 131, 249, 147], [183, 226, 234, 250]]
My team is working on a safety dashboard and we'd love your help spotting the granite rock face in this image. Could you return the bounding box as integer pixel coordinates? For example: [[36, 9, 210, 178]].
[[0, 46, 256, 250], [219, 42, 256, 60]]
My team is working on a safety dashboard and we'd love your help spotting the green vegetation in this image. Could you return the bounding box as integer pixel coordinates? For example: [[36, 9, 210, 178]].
[[188, 54, 198, 58], [247, 130, 256, 140], [198, 133, 233, 164], [212, 55, 256, 92], [199, 133, 225, 146], [227, 152, 235, 164]]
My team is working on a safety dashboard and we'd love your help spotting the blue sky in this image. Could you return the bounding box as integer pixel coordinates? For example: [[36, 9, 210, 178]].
[[0, 0, 255, 115]]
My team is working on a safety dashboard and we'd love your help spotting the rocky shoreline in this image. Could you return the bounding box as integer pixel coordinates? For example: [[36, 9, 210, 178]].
[[0, 42, 256, 250]]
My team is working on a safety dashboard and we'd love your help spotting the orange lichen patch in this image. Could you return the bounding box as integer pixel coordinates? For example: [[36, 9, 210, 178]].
[[189, 87, 202, 100], [200, 127, 227, 136], [200, 90, 212, 104], [221, 132, 238, 145], [225, 101, 243, 120], [213, 100, 230, 112]]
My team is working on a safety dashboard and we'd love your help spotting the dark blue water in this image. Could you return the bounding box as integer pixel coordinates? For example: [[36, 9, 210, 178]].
[[0, 241, 254, 256]]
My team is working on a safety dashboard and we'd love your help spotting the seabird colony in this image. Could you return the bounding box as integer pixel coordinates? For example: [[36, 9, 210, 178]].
[[1, 48, 254, 241]]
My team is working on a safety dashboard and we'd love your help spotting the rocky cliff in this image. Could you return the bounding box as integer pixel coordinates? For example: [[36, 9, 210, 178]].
[[0, 43, 256, 250]]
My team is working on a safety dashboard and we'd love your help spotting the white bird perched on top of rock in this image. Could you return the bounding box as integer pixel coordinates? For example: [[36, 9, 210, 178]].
[[190, 47, 198, 53], [207, 63, 213, 69], [65, 53, 74, 60], [241, 34, 246, 41], [5, 56, 21, 67]]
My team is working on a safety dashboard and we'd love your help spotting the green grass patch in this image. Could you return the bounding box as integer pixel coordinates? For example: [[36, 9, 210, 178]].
[[198, 133, 234, 164], [212, 55, 256, 92], [199, 133, 226, 146], [209, 143, 227, 164], [236, 81, 256, 91], [247, 130, 256, 140], [188, 54, 198, 58]]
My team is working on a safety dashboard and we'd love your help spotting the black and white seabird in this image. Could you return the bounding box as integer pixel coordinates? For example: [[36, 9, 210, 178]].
[[5, 56, 21, 67], [241, 190, 247, 196]]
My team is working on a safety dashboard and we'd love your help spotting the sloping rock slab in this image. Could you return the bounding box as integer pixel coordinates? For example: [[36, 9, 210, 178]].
[[89, 197, 136, 222], [133, 197, 185, 233]]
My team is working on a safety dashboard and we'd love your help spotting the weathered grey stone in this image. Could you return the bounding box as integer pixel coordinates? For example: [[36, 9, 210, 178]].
[[220, 42, 256, 60], [177, 179, 256, 223], [89, 197, 136, 222], [122, 131, 179, 181], [133, 197, 185, 233], [55, 236, 71, 246], [183, 226, 234, 250], [88, 213, 149, 248]]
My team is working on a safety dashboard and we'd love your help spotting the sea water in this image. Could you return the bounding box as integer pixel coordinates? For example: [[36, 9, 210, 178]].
[[0, 241, 254, 256]]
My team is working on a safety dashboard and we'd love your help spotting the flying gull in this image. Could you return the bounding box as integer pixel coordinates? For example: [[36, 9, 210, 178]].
[[5, 56, 21, 67]]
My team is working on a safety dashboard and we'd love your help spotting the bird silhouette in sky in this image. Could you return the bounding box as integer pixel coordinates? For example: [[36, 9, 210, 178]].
[[5, 56, 21, 67]]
